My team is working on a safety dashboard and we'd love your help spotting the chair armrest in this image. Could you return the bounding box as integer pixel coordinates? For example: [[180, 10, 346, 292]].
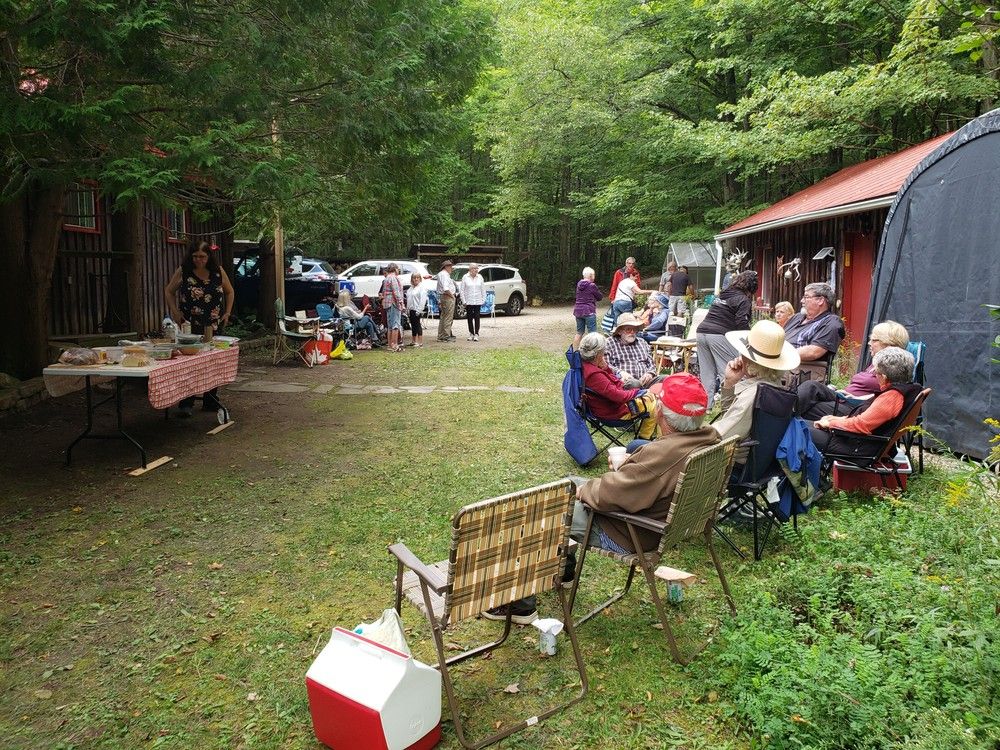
[[387, 542, 447, 595], [596, 509, 666, 535]]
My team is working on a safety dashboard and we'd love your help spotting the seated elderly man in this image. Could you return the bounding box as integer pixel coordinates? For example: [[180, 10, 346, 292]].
[[483, 373, 718, 624], [639, 300, 671, 342], [783, 282, 845, 382], [605, 313, 663, 388]]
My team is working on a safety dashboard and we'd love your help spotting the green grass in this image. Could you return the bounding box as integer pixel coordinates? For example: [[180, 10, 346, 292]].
[[1, 346, 998, 749]]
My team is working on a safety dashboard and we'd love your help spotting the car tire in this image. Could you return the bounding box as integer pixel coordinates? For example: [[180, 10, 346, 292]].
[[455, 299, 466, 320], [506, 293, 524, 316]]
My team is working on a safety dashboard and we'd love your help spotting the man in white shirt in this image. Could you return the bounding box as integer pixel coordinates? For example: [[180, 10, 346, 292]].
[[436, 259, 457, 342]]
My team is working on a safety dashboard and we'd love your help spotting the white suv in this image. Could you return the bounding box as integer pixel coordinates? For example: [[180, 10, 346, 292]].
[[339, 260, 434, 298], [450, 263, 526, 316]]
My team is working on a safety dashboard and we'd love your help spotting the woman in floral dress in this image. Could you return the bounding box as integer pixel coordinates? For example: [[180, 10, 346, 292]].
[[165, 241, 235, 415]]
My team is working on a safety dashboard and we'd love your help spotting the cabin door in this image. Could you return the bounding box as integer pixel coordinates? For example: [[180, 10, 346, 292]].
[[841, 232, 874, 347]]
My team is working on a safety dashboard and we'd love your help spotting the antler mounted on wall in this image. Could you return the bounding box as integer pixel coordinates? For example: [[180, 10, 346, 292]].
[[776, 257, 802, 281]]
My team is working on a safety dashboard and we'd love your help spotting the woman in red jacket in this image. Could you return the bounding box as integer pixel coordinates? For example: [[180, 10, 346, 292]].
[[578, 332, 659, 439]]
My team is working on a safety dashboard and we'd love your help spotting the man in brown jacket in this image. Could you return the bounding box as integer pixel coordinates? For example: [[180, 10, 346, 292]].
[[574, 372, 718, 554], [483, 373, 718, 625]]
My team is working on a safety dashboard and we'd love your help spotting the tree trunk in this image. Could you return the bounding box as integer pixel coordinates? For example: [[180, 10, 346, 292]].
[[0, 185, 66, 378]]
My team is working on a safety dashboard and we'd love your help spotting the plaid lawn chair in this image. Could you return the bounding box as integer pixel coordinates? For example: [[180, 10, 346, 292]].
[[389, 479, 587, 749], [567, 437, 739, 665]]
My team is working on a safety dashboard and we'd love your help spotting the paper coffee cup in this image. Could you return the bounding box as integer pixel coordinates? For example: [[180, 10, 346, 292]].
[[608, 446, 627, 470]]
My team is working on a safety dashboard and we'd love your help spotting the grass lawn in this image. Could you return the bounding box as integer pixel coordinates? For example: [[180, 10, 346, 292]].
[[1, 344, 998, 749]]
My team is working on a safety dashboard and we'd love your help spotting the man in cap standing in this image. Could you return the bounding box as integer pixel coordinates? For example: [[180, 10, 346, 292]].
[[482, 373, 718, 624], [436, 259, 457, 342]]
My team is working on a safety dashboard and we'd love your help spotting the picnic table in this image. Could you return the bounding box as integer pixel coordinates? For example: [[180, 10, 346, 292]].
[[43, 347, 239, 468]]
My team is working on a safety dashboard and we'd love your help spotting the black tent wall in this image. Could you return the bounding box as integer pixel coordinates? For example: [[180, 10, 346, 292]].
[[866, 108, 1000, 458]]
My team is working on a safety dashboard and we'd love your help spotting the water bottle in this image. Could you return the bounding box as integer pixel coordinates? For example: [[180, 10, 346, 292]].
[[162, 316, 177, 342], [893, 445, 907, 465]]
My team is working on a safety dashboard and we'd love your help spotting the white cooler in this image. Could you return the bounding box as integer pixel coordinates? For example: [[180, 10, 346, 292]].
[[306, 627, 442, 750]]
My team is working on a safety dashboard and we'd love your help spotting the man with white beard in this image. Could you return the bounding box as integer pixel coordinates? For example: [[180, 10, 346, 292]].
[[605, 312, 664, 388]]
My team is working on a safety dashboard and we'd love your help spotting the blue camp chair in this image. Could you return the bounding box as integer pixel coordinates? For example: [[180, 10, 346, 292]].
[[904, 340, 927, 472], [562, 346, 648, 464], [481, 290, 496, 323], [425, 290, 440, 319]]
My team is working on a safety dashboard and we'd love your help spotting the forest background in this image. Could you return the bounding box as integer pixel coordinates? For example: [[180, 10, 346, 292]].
[[2, 0, 999, 315]]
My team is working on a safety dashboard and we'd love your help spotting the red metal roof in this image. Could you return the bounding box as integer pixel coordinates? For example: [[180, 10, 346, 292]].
[[721, 133, 952, 236]]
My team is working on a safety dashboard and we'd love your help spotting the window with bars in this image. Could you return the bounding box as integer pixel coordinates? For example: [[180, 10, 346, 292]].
[[165, 206, 188, 243], [63, 182, 100, 232]]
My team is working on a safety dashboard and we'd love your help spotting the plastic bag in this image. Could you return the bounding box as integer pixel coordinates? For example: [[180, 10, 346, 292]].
[[58, 347, 100, 366], [353, 608, 410, 654]]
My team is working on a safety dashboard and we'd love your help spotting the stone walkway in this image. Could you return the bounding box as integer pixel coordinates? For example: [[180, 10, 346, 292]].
[[226, 370, 543, 396]]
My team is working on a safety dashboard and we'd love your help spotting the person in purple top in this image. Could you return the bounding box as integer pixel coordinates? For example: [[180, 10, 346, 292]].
[[573, 266, 603, 350]]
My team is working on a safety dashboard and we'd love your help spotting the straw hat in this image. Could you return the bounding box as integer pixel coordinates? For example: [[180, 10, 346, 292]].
[[725, 320, 800, 371], [610, 312, 645, 336]]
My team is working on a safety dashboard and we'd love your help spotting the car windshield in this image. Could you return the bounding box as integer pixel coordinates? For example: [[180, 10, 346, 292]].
[[310, 261, 335, 274]]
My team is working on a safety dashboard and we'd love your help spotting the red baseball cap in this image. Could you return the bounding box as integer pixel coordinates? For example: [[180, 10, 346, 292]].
[[655, 373, 708, 417]]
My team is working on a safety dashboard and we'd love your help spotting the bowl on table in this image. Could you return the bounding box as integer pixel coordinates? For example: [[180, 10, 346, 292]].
[[176, 344, 205, 356], [176, 333, 203, 346], [149, 345, 175, 361]]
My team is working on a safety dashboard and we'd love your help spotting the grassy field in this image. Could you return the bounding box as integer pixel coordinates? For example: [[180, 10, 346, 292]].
[[1, 345, 998, 749]]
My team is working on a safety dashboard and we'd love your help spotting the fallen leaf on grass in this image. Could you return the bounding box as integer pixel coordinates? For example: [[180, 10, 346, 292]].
[[72, 507, 83, 513], [829, 531, 846, 540], [646, 691, 652, 701], [246, 692, 260, 702], [445, 641, 463, 651], [202, 632, 223, 643], [34, 689, 52, 700], [208, 562, 224, 570], [213, 674, 228, 681], [503, 683, 519, 694]]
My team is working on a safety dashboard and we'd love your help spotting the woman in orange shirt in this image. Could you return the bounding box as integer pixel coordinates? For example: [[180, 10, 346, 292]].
[[811, 346, 918, 452]]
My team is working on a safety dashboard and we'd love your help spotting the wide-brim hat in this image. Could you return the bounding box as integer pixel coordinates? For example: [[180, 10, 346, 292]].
[[440, 259, 454, 268], [726, 320, 800, 371], [610, 312, 645, 336]]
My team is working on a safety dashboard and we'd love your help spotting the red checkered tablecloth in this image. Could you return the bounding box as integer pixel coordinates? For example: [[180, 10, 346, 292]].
[[147, 347, 240, 409]]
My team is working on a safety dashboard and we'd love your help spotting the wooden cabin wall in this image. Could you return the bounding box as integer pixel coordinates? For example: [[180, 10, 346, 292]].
[[723, 208, 887, 312], [49, 197, 233, 337]]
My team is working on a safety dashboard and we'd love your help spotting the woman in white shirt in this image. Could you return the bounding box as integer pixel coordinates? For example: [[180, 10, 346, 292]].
[[406, 273, 427, 347], [610, 271, 656, 329], [459, 264, 487, 341]]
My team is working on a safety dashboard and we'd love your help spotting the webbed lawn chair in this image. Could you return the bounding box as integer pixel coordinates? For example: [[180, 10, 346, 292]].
[[481, 290, 497, 326], [390, 479, 587, 749], [567, 437, 739, 664], [715, 383, 798, 560], [273, 298, 316, 367]]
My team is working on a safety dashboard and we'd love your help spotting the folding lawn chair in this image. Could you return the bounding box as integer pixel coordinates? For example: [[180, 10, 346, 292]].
[[563, 346, 648, 461], [567, 437, 740, 664], [715, 383, 798, 561], [389, 479, 587, 750], [822, 387, 931, 490], [273, 298, 317, 367]]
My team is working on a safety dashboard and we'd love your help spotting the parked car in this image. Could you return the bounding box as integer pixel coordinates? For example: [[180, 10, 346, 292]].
[[339, 260, 434, 299], [298, 258, 337, 282], [449, 263, 526, 317], [232, 248, 336, 316]]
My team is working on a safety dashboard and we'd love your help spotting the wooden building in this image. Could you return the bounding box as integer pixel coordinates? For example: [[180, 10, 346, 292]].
[[714, 134, 950, 347], [52, 184, 233, 339]]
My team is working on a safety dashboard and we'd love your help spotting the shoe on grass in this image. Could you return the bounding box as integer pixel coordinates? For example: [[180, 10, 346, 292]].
[[481, 601, 538, 625]]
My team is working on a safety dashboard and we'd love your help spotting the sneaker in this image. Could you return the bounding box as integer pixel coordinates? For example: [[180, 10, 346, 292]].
[[467, 335, 474, 341], [473, 334, 479, 342], [447, 335, 456, 341], [481, 600, 538, 625], [561, 551, 577, 589]]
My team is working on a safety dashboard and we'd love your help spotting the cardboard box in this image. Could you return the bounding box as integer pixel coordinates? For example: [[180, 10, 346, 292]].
[[833, 458, 912, 493]]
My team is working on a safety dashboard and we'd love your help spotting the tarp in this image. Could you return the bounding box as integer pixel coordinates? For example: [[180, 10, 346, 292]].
[[866, 108, 1000, 458]]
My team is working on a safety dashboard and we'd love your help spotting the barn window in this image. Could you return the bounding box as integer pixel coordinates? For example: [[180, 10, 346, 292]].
[[63, 182, 100, 233]]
